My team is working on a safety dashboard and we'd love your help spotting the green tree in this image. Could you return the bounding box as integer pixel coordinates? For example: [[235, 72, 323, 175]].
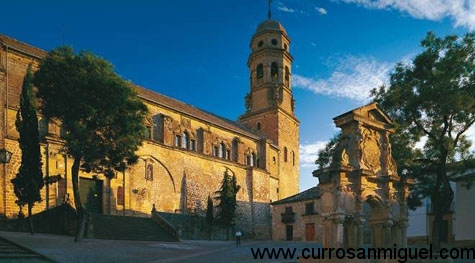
[[205, 195, 214, 240], [371, 32, 475, 249], [11, 65, 44, 235], [215, 171, 240, 240], [33, 46, 148, 242], [315, 133, 341, 169]]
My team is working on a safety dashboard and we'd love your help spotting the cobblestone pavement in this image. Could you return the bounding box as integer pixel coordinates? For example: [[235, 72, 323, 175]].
[[0, 232, 473, 263], [0, 231, 309, 263]]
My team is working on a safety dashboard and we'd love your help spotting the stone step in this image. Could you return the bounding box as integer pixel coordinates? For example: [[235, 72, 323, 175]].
[[89, 214, 178, 241], [0, 237, 52, 262]]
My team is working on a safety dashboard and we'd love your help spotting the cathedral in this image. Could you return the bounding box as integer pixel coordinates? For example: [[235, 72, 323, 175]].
[[0, 17, 299, 238]]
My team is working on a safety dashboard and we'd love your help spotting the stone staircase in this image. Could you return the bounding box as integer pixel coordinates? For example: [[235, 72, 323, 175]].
[[0, 236, 52, 262], [88, 213, 179, 242]]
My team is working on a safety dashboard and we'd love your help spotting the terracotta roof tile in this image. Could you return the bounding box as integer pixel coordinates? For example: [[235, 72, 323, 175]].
[[1, 33, 261, 140], [133, 85, 263, 139], [0, 34, 47, 58], [271, 186, 319, 205]]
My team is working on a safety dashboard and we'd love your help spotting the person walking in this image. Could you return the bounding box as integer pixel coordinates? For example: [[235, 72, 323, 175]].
[[235, 230, 242, 247]]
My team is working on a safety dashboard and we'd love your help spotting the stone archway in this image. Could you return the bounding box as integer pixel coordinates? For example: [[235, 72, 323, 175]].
[[313, 103, 412, 248]]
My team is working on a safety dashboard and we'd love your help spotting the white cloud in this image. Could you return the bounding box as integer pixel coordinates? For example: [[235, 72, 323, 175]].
[[338, 0, 475, 30], [277, 2, 296, 13], [293, 56, 392, 102], [316, 7, 328, 15], [300, 141, 328, 168], [414, 135, 428, 150], [466, 125, 475, 153], [411, 125, 475, 156]]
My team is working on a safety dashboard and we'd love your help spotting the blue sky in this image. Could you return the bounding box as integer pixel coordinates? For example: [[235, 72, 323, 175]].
[[1, 0, 474, 191]]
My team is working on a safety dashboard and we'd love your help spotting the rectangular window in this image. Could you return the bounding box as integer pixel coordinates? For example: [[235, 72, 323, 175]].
[[117, 186, 124, 206], [175, 135, 181, 147], [305, 202, 315, 215], [213, 146, 219, 156]]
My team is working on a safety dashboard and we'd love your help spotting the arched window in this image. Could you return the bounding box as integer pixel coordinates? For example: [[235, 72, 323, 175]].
[[256, 64, 263, 79], [232, 138, 239, 162], [257, 122, 261, 130], [219, 142, 226, 158], [117, 186, 124, 206], [271, 62, 278, 78], [284, 147, 288, 162], [144, 126, 152, 140], [182, 132, 189, 149], [145, 164, 153, 181], [246, 154, 251, 166], [285, 66, 290, 82], [251, 153, 256, 167]]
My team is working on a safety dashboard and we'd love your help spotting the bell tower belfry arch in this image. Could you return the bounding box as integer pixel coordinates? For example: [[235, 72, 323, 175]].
[[239, 18, 300, 199], [313, 103, 412, 249]]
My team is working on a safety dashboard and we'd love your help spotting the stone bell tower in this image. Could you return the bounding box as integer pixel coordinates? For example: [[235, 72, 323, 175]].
[[239, 18, 300, 199]]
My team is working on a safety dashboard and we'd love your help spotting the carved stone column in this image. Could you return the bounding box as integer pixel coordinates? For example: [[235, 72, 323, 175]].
[[399, 220, 409, 248], [391, 221, 401, 246], [333, 215, 346, 248], [322, 217, 333, 248], [370, 219, 392, 248], [355, 214, 366, 248], [383, 221, 393, 247]]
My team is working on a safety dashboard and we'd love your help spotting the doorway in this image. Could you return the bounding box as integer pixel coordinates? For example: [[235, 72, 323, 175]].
[[305, 223, 315, 241], [79, 177, 103, 213], [286, 225, 293, 241]]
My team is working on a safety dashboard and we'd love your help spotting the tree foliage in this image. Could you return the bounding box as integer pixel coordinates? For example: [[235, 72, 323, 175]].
[[215, 171, 241, 239], [33, 46, 148, 241], [315, 133, 341, 169], [371, 32, 475, 249], [315, 32, 475, 249], [11, 65, 44, 234]]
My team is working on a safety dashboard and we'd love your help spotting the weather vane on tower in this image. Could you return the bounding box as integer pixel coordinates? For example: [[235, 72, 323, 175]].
[[268, 0, 272, 19]]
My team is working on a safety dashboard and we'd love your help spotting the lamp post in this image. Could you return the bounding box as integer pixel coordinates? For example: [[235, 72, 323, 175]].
[[0, 149, 12, 164]]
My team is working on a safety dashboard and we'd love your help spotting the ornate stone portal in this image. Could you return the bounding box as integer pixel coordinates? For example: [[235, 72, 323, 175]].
[[313, 103, 411, 248]]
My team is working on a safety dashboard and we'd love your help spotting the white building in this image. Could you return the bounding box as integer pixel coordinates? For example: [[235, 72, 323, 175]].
[[407, 172, 475, 246]]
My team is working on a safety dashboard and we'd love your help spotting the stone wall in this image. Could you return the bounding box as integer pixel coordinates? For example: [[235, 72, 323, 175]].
[[0, 34, 299, 240], [272, 200, 323, 242]]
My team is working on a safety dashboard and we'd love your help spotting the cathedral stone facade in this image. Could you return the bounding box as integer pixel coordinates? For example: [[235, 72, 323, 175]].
[[0, 18, 299, 238]]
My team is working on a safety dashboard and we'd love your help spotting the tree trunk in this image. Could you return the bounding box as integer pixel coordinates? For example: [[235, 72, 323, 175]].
[[71, 157, 87, 242], [430, 160, 454, 250], [28, 203, 34, 235]]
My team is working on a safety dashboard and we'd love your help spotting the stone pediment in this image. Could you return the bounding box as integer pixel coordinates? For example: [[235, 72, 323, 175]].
[[333, 103, 394, 132]]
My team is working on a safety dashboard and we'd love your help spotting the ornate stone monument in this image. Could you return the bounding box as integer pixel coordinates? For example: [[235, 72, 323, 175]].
[[313, 103, 412, 248]]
